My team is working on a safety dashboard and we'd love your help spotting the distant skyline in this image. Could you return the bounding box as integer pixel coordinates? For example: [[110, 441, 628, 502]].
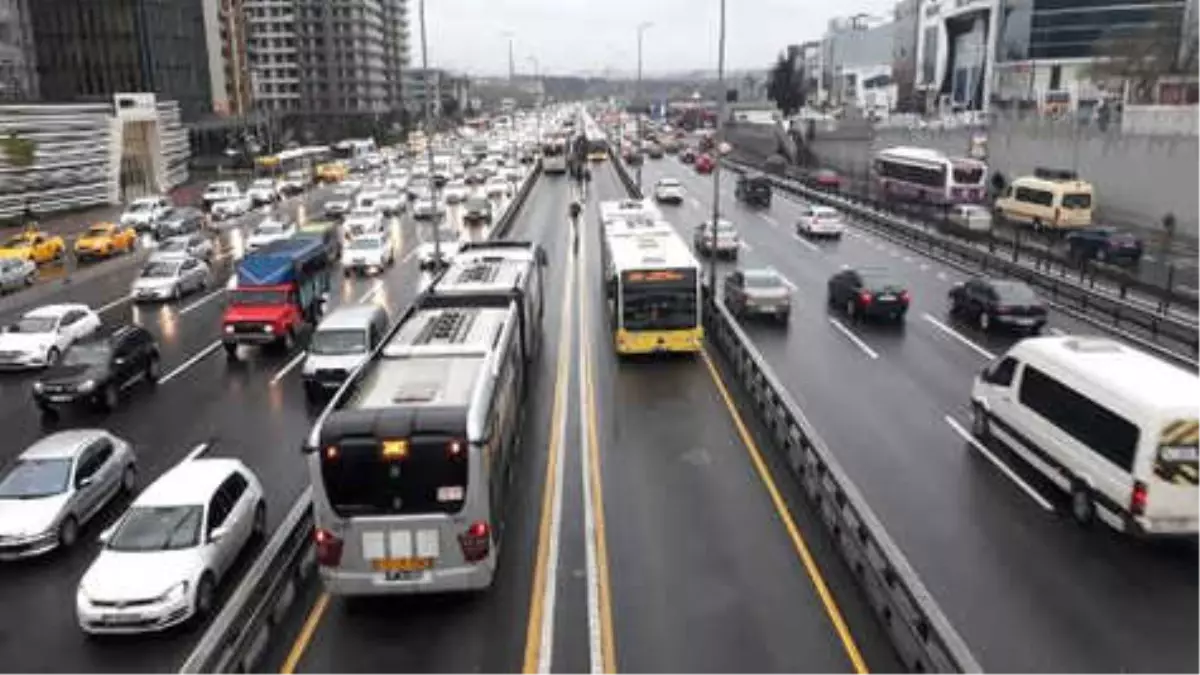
[[415, 0, 900, 77]]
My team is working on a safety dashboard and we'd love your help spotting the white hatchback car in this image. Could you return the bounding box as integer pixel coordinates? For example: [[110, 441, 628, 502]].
[[76, 455, 265, 635], [0, 304, 101, 369]]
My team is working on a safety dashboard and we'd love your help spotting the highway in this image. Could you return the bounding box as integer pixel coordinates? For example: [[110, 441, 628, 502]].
[[0, 181, 517, 673], [639, 157, 1199, 673], [264, 163, 901, 673]]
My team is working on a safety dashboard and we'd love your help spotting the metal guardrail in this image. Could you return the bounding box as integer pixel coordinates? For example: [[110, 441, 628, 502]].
[[609, 154, 983, 673], [179, 160, 544, 674], [726, 158, 1199, 368]]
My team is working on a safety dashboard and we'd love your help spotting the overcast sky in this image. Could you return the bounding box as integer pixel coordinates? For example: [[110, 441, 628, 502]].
[[416, 0, 899, 76]]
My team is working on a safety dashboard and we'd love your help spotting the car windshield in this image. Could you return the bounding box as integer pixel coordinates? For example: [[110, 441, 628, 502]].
[[992, 281, 1040, 304], [861, 270, 902, 290], [127, 201, 154, 212], [107, 505, 203, 551], [255, 222, 285, 235], [0, 458, 72, 499], [252, 180, 273, 189], [141, 262, 178, 278], [231, 289, 287, 306], [467, 198, 489, 209], [3, 235, 30, 248], [350, 237, 382, 250], [744, 272, 781, 288], [310, 328, 368, 355], [63, 341, 112, 366], [85, 226, 111, 237], [13, 316, 58, 333], [0, 259, 18, 271], [658, 180, 681, 187], [159, 239, 189, 253]]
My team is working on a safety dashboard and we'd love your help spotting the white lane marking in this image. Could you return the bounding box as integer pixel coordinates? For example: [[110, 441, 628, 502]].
[[1048, 327, 1066, 336], [922, 313, 996, 360], [889, 249, 901, 258], [575, 231, 604, 675], [97, 294, 132, 314], [762, 214, 781, 228], [270, 349, 308, 385], [779, 274, 798, 291], [740, 241, 754, 253], [357, 281, 383, 303], [936, 271, 949, 281], [828, 317, 879, 360], [944, 415, 1055, 512], [179, 288, 225, 316], [159, 340, 222, 385], [793, 233, 821, 253], [903, 256, 915, 263], [183, 442, 210, 462], [920, 263, 930, 271], [689, 197, 703, 209]]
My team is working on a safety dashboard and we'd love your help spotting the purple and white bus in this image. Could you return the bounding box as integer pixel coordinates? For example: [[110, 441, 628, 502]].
[[872, 146, 988, 205]]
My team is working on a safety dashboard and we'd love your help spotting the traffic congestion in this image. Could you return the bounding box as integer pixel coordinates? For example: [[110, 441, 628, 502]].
[[0, 108, 551, 670]]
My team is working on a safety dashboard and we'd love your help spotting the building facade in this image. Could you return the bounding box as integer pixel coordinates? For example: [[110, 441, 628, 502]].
[[31, 0, 214, 121], [213, 0, 252, 116], [0, 93, 190, 220], [822, 14, 897, 115], [891, 0, 922, 112], [0, 0, 37, 101], [243, 0, 408, 140], [914, 0, 1000, 113]]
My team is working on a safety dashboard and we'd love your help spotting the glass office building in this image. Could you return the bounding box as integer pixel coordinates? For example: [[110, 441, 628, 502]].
[[30, 0, 213, 121], [999, 0, 1188, 61]]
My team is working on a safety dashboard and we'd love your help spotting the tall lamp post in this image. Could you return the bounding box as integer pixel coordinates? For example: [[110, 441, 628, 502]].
[[526, 56, 542, 142], [419, 0, 441, 265], [635, 22, 652, 193], [708, 0, 726, 292]]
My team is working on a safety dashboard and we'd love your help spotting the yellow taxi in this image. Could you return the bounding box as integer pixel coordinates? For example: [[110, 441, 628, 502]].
[[315, 162, 348, 183], [0, 229, 66, 264], [74, 222, 137, 260]]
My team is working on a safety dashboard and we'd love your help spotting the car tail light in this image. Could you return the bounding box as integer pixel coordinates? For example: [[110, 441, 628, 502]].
[[858, 291, 873, 306], [315, 528, 344, 567], [899, 290, 911, 304], [458, 521, 491, 563], [1130, 480, 1148, 517], [994, 304, 1011, 314]]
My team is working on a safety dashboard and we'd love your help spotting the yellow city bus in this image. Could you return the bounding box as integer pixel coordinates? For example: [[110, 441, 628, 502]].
[[600, 208, 703, 355]]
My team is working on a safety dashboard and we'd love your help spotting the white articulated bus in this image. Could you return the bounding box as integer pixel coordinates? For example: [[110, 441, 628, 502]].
[[305, 242, 547, 595]]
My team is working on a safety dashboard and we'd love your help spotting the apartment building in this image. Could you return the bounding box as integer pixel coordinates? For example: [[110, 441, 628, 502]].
[[0, 0, 37, 101]]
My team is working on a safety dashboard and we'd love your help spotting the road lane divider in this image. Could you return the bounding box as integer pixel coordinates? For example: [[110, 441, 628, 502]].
[[609, 151, 982, 674], [793, 233, 821, 253], [828, 318, 880, 360], [159, 340, 222, 385], [943, 415, 1055, 512], [180, 288, 226, 316], [523, 225, 576, 674], [920, 314, 996, 361], [270, 350, 308, 386], [97, 293, 134, 314], [180, 160, 546, 675]]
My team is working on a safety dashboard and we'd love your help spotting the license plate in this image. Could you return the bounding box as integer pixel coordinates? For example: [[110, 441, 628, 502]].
[[758, 305, 777, 312], [103, 613, 144, 624], [382, 570, 430, 582], [371, 557, 433, 573], [49, 395, 73, 402], [1013, 317, 1036, 325], [877, 294, 896, 302]]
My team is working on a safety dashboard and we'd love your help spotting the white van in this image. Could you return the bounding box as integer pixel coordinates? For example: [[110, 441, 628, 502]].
[[970, 336, 1198, 536], [993, 171, 1094, 231]]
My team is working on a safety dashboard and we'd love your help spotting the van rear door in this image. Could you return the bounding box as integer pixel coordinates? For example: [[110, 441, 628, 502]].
[[1142, 415, 1199, 534]]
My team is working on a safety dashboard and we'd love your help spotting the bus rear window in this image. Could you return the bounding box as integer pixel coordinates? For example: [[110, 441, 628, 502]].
[[952, 166, 985, 185], [1061, 193, 1092, 209], [320, 437, 468, 516]]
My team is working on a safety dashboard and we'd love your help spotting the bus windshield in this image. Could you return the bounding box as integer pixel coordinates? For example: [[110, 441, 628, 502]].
[[320, 437, 468, 516], [620, 269, 698, 331]]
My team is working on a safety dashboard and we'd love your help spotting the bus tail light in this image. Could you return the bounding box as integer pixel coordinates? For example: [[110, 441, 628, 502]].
[[1130, 480, 1148, 517], [447, 438, 465, 458], [459, 521, 491, 563], [315, 528, 344, 567]]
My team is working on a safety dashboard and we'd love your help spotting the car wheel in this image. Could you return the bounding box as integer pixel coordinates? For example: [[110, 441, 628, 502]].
[[120, 464, 137, 494], [252, 501, 267, 540], [223, 343, 238, 361], [58, 515, 79, 549], [1096, 248, 1108, 263], [46, 347, 61, 365], [146, 355, 161, 384], [845, 298, 857, 320], [947, 296, 959, 316], [971, 403, 990, 440], [193, 572, 216, 621], [172, 284, 181, 301], [1070, 483, 1095, 527], [25, 272, 35, 286], [978, 310, 991, 332]]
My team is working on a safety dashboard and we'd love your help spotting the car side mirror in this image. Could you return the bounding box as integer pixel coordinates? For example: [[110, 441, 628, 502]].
[[97, 523, 117, 545], [76, 475, 95, 489], [537, 248, 549, 267], [209, 526, 229, 543]]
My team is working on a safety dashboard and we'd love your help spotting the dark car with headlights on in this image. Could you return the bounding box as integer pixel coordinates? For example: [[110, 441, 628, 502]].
[[33, 325, 160, 418], [723, 269, 791, 323], [949, 277, 1046, 334], [827, 267, 910, 323], [734, 172, 772, 207]]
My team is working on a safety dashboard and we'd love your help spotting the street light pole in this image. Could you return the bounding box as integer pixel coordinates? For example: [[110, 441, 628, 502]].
[[526, 56, 542, 142], [419, 0, 440, 264], [708, 0, 726, 293], [635, 22, 651, 193]]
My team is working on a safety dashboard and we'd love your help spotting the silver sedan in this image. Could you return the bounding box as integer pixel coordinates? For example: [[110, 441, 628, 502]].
[[0, 429, 137, 559], [0, 258, 37, 293]]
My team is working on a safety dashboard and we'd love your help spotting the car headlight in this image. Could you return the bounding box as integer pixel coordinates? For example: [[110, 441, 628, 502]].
[[263, 324, 275, 333], [32, 381, 44, 393], [78, 379, 96, 393], [224, 325, 235, 334], [158, 580, 189, 604]]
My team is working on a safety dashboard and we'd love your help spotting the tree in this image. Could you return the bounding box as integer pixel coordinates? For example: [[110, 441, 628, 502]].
[[767, 50, 806, 117], [440, 96, 460, 120], [1086, 10, 1197, 104], [0, 132, 36, 169]]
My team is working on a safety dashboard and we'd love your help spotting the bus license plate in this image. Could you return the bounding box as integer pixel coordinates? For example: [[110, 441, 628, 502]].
[[372, 557, 433, 573]]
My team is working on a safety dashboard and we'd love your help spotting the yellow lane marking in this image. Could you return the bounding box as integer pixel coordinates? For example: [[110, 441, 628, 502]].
[[279, 590, 331, 674], [522, 230, 577, 673], [700, 348, 869, 674], [579, 228, 617, 673]]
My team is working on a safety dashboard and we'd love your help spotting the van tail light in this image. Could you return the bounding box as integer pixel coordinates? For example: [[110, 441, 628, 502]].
[[458, 521, 491, 563], [858, 291, 873, 306], [899, 290, 911, 304], [1130, 480, 1148, 517], [314, 528, 344, 567]]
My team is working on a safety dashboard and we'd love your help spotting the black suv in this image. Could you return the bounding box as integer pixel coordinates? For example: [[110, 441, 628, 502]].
[[33, 325, 160, 417], [735, 173, 772, 207]]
